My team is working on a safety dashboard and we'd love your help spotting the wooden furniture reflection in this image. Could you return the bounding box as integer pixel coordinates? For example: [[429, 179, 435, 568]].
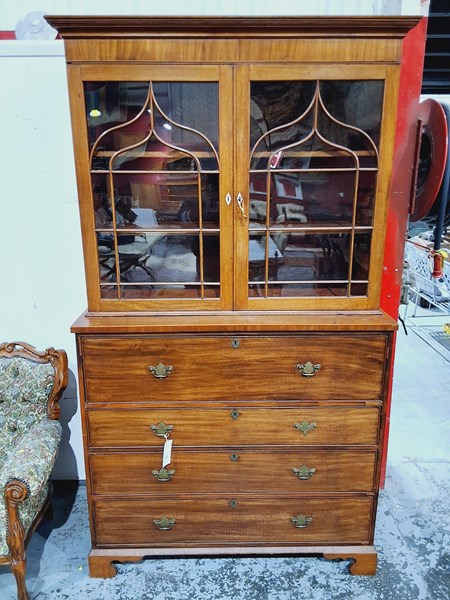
[[47, 15, 420, 579]]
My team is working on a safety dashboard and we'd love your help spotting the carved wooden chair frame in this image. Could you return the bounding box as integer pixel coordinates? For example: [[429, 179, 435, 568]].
[[0, 341, 68, 600]]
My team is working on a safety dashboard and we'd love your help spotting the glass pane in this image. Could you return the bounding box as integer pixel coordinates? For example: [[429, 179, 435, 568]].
[[86, 81, 219, 172], [352, 232, 372, 280], [319, 81, 384, 158], [100, 285, 118, 299], [250, 81, 316, 166], [249, 232, 352, 286], [85, 82, 150, 159], [271, 135, 356, 170], [111, 233, 220, 286], [249, 282, 348, 298], [250, 80, 383, 171], [121, 284, 220, 300], [248, 233, 287, 282], [92, 174, 112, 229], [350, 283, 368, 296], [269, 171, 356, 227], [97, 233, 116, 282], [153, 82, 219, 168], [275, 233, 350, 282], [111, 137, 196, 172], [356, 172, 377, 226], [269, 282, 348, 297], [105, 172, 219, 229], [202, 234, 220, 282], [116, 233, 197, 284]]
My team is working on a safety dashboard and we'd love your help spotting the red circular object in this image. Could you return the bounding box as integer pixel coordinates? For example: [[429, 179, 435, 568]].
[[411, 99, 448, 222]]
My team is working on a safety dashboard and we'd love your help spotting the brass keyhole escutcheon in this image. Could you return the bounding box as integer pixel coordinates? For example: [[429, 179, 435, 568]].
[[230, 453, 239, 462], [229, 499, 239, 509], [230, 409, 240, 420], [231, 338, 240, 349]]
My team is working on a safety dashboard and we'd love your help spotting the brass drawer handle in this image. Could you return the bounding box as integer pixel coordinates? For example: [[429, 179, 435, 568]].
[[294, 420, 317, 436], [150, 422, 174, 437], [153, 516, 176, 530], [148, 363, 173, 379], [296, 361, 321, 377], [292, 465, 316, 480], [291, 514, 313, 528], [152, 467, 175, 482]]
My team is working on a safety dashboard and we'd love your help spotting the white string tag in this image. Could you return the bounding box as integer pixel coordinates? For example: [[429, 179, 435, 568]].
[[162, 438, 173, 468]]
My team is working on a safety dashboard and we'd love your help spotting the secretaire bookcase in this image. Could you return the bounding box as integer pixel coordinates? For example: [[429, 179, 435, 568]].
[[47, 15, 420, 577]]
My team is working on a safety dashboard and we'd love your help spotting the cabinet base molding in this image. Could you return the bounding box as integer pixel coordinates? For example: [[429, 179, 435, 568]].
[[88, 545, 377, 578]]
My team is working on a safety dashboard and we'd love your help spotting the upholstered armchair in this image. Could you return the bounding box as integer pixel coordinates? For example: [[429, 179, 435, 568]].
[[0, 341, 68, 600]]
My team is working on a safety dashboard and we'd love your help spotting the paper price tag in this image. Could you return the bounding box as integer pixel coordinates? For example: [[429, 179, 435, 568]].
[[162, 439, 173, 468]]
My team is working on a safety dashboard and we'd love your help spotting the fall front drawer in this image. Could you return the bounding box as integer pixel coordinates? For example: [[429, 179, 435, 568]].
[[93, 496, 373, 546], [81, 335, 387, 402], [87, 405, 381, 448], [90, 449, 377, 494]]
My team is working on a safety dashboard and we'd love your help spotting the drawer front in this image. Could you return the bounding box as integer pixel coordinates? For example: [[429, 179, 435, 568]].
[[90, 449, 377, 495], [87, 406, 381, 448], [93, 496, 373, 546], [81, 335, 387, 402]]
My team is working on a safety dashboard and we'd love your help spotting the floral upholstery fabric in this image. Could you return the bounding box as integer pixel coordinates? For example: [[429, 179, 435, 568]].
[[0, 355, 62, 557]]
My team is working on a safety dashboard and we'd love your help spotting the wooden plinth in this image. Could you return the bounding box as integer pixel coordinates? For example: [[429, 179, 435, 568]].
[[89, 545, 378, 578]]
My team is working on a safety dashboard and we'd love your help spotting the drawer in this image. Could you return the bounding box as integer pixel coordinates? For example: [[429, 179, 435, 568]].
[[87, 405, 381, 448], [81, 334, 387, 402], [90, 449, 377, 495], [93, 495, 373, 546]]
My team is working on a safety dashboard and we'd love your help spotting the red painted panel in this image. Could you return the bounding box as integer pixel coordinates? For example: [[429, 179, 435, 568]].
[[380, 17, 428, 487]]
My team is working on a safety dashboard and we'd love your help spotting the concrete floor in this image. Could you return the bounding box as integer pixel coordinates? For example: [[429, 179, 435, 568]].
[[1, 315, 450, 599]]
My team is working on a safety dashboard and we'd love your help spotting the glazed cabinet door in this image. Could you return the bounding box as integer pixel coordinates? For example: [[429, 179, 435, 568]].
[[68, 64, 234, 312], [234, 64, 399, 311]]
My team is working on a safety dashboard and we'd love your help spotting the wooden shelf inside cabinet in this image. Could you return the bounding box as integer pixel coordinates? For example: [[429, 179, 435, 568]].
[[50, 13, 416, 579]]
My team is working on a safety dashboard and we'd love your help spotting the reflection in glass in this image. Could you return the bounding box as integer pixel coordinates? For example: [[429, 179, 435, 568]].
[[107, 173, 219, 228], [350, 283, 368, 296], [121, 285, 220, 300], [153, 82, 219, 161], [97, 232, 220, 287], [267, 283, 348, 297], [352, 232, 372, 280], [100, 285, 118, 299], [247, 78, 379, 302], [319, 81, 384, 157], [250, 80, 383, 166], [86, 81, 219, 172], [274, 233, 350, 282], [92, 174, 112, 229], [248, 230, 370, 298], [273, 172, 354, 226], [85, 82, 150, 159], [248, 233, 286, 282], [248, 282, 348, 298], [86, 81, 222, 303], [356, 172, 377, 226], [250, 81, 316, 158]]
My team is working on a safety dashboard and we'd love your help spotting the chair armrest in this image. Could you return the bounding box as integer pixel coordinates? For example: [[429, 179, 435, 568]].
[[0, 419, 62, 498]]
